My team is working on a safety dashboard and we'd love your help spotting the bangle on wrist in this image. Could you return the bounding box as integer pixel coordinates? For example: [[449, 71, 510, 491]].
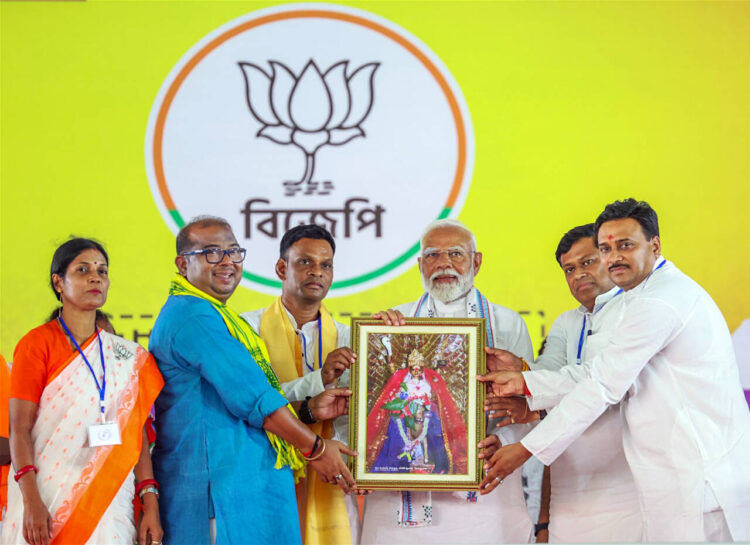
[[305, 439, 327, 461], [138, 486, 160, 499], [14, 465, 38, 482], [520, 357, 530, 372], [535, 522, 549, 535], [135, 478, 159, 496], [302, 435, 322, 458]]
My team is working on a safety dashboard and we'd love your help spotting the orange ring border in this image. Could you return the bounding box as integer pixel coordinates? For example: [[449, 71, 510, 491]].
[[151, 9, 468, 214]]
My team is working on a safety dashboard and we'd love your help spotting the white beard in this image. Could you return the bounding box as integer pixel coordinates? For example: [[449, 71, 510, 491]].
[[421, 265, 474, 304]]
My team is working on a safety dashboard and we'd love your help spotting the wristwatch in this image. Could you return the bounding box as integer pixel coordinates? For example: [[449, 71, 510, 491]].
[[535, 522, 549, 536], [299, 396, 318, 425]]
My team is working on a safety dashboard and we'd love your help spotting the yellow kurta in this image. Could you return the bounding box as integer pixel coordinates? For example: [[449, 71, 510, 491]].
[[260, 298, 353, 545]]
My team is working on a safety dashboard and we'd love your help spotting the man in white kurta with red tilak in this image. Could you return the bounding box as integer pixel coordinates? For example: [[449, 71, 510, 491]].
[[479, 199, 750, 542], [522, 223, 642, 542], [360, 219, 537, 545]]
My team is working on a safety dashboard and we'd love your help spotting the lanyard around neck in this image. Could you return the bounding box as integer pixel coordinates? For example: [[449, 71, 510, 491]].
[[576, 314, 588, 365], [59, 316, 107, 422], [577, 288, 624, 365], [301, 316, 323, 372]]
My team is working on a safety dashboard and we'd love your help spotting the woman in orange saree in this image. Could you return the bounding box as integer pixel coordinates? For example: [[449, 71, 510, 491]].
[[0, 238, 164, 545]]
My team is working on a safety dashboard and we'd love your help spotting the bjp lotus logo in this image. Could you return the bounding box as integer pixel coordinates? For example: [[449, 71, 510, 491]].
[[146, 5, 473, 297], [239, 59, 379, 195]]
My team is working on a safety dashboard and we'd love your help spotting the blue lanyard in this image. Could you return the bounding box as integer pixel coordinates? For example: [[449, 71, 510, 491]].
[[576, 288, 625, 365], [59, 317, 107, 422], [575, 315, 587, 365], [302, 316, 323, 372]]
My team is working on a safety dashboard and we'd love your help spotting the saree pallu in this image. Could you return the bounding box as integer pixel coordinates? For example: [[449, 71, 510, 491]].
[[0, 331, 163, 545]]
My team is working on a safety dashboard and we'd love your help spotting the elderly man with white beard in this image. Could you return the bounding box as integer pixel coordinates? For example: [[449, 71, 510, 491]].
[[359, 219, 538, 545]]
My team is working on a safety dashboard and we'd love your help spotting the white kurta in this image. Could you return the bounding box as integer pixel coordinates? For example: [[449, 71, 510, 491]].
[[529, 287, 642, 543], [360, 292, 536, 544], [521, 257, 750, 542], [525, 290, 625, 410]]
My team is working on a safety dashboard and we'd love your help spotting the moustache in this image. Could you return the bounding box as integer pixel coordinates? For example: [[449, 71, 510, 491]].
[[608, 263, 629, 272], [430, 269, 460, 281]]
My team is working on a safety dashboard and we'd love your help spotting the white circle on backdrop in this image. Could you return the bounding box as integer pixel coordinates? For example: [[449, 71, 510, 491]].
[[145, 3, 474, 295]]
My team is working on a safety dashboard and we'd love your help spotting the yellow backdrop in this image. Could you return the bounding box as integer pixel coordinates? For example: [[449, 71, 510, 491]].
[[2, 0, 749, 358]]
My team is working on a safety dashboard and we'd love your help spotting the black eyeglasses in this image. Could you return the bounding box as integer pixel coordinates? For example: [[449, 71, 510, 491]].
[[181, 247, 247, 264]]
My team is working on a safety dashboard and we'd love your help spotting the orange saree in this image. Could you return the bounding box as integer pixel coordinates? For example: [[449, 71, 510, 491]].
[[1, 323, 163, 544]]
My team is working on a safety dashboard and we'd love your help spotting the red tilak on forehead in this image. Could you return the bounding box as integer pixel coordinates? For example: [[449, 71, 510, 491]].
[[608, 234, 614, 240]]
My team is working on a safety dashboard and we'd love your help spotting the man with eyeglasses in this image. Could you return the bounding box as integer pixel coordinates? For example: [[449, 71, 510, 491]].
[[243, 224, 360, 544], [149, 216, 357, 545], [360, 218, 538, 545]]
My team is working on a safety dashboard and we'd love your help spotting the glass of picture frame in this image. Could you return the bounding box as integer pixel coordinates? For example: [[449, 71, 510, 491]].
[[349, 317, 487, 490]]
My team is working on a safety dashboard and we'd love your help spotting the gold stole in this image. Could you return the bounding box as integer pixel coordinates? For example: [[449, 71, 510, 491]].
[[260, 298, 352, 545]]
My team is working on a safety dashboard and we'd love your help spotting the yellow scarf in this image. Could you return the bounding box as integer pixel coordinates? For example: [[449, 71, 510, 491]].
[[169, 274, 305, 481], [260, 298, 352, 545]]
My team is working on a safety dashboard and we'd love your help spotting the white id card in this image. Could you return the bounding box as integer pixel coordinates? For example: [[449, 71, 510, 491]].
[[88, 422, 122, 447]]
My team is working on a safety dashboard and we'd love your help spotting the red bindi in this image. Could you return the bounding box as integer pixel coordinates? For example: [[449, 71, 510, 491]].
[[607, 234, 614, 240]]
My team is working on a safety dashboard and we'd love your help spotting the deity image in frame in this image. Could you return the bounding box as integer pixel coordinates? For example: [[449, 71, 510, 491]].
[[349, 318, 486, 490]]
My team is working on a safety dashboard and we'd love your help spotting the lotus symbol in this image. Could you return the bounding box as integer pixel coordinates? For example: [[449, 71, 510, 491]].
[[239, 59, 379, 195]]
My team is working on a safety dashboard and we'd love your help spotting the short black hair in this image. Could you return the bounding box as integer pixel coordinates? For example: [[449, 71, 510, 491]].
[[50, 238, 108, 301], [176, 216, 233, 255], [595, 198, 659, 242], [555, 223, 596, 265], [279, 224, 336, 259]]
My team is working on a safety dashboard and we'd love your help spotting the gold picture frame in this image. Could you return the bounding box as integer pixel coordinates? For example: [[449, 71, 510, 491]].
[[349, 317, 486, 490]]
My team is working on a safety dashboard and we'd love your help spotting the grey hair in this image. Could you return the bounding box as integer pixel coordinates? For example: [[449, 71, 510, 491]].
[[176, 215, 233, 254], [419, 218, 477, 253]]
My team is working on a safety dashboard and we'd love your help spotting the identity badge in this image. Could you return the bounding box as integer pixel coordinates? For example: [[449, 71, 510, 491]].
[[88, 422, 122, 447]]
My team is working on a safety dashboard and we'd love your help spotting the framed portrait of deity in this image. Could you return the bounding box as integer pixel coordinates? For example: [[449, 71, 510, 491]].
[[349, 318, 487, 490]]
